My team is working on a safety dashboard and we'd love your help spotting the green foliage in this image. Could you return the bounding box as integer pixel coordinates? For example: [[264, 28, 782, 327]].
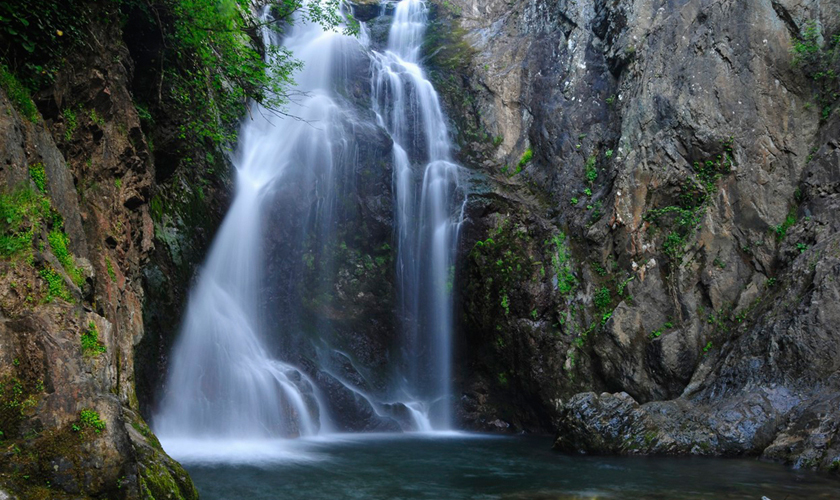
[[549, 233, 577, 296], [570, 197, 578, 205], [691, 137, 734, 193], [774, 209, 797, 241], [38, 266, 72, 303], [617, 276, 634, 296], [81, 321, 106, 356], [88, 108, 104, 127], [28, 163, 46, 193], [605, 149, 614, 159], [593, 286, 611, 311], [605, 94, 616, 106], [147, 0, 352, 148], [585, 155, 598, 184], [135, 103, 152, 122], [62, 107, 77, 140], [518, 148, 533, 168], [492, 135, 503, 147], [0, 0, 95, 88], [793, 21, 839, 78], [470, 220, 537, 318], [792, 22, 840, 117], [149, 195, 164, 222], [78, 409, 106, 433], [643, 138, 737, 274], [103, 257, 116, 283], [0, 187, 50, 259], [0, 65, 38, 122], [48, 229, 84, 286]]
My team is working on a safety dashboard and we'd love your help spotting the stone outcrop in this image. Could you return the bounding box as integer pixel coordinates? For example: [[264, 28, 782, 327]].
[[0, 2, 224, 498]]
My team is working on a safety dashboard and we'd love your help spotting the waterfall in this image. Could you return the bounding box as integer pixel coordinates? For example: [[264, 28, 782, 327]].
[[155, 0, 465, 447], [154, 6, 351, 442], [371, 0, 466, 429]]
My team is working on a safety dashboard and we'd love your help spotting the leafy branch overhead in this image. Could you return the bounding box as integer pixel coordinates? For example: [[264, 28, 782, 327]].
[[0, 0, 355, 147], [133, 0, 356, 146]]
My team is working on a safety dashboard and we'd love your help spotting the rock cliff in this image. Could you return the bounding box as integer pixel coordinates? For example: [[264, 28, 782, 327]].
[[0, 1, 227, 498], [432, 0, 840, 471]]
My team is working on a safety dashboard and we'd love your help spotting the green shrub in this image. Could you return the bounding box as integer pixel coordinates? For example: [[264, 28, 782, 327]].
[[0, 187, 50, 259], [792, 22, 839, 116], [79, 409, 106, 433], [81, 321, 106, 355], [154, 0, 352, 147], [518, 148, 533, 168], [48, 229, 84, 286], [774, 209, 797, 241], [62, 107, 77, 140], [0, 65, 38, 122], [550, 233, 577, 296], [106, 256, 117, 282], [585, 155, 597, 184], [39, 266, 72, 303], [28, 163, 46, 193], [593, 286, 611, 311]]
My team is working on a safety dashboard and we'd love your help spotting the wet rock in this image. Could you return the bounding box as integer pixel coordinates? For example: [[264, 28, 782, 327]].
[[350, 0, 384, 22]]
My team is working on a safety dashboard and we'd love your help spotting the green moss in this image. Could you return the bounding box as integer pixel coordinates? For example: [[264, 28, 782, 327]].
[[139, 457, 194, 500], [131, 421, 163, 450], [0, 65, 38, 122], [149, 195, 164, 222]]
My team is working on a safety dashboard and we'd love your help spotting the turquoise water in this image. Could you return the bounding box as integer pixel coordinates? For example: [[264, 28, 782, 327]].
[[177, 434, 840, 499]]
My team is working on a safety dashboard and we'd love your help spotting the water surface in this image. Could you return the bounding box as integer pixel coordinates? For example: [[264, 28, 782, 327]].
[[179, 434, 840, 499]]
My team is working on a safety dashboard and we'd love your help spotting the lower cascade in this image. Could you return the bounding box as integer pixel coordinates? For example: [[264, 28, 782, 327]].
[[154, 0, 465, 443]]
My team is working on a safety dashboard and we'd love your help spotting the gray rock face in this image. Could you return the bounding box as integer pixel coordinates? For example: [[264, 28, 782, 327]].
[[434, 0, 840, 471]]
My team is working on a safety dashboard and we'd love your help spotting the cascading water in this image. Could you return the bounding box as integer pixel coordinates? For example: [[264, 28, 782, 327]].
[[155, 0, 465, 448], [154, 6, 353, 442], [371, 0, 466, 429]]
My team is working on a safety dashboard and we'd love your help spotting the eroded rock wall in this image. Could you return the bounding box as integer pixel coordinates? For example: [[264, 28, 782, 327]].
[[435, 0, 840, 470]]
